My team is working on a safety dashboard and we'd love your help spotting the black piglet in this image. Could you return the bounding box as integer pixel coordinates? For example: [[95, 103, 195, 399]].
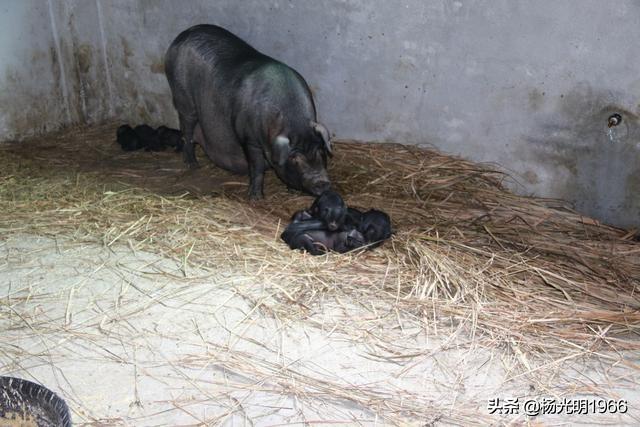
[[116, 124, 144, 151]]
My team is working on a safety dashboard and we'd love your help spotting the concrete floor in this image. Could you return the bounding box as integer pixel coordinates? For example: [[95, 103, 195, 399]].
[[1, 235, 638, 425]]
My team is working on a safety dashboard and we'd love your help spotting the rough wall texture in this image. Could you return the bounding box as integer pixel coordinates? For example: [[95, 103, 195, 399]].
[[0, 0, 68, 138], [0, 0, 112, 138], [1, 0, 639, 227]]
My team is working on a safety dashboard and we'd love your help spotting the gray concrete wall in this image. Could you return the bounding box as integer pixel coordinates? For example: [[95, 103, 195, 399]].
[[1, 0, 639, 228], [0, 0, 68, 138], [0, 0, 112, 138]]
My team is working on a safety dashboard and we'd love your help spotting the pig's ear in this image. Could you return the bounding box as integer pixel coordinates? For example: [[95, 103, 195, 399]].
[[311, 121, 332, 155], [272, 135, 291, 167]]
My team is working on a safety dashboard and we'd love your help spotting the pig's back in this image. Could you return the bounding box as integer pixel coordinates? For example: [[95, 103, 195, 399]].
[[166, 25, 267, 94]]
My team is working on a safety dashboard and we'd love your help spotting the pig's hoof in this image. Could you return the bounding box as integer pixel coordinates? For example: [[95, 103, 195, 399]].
[[248, 191, 264, 201], [185, 161, 200, 170]]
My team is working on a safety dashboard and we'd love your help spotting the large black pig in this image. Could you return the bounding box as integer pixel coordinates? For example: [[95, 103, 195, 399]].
[[165, 24, 332, 199]]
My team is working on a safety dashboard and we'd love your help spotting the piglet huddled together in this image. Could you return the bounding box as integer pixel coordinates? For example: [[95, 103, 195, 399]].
[[281, 190, 392, 255], [116, 124, 183, 152]]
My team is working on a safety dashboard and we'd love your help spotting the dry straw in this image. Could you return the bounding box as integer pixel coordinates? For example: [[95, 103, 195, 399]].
[[1, 122, 639, 422]]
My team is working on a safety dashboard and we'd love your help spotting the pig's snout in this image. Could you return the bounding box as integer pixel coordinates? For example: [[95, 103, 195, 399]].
[[327, 221, 339, 231], [309, 180, 331, 196]]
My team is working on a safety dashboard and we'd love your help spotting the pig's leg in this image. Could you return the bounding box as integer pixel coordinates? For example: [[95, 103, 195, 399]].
[[179, 113, 199, 169], [291, 210, 313, 222], [299, 234, 323, 255], [246, 145, 266, 200]]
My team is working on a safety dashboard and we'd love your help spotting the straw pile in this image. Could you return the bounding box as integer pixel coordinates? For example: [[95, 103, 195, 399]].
[[1, 122, 639, 410]]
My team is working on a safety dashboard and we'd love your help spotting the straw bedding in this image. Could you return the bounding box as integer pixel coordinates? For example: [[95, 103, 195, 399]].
[[1, 122, 639, 383]]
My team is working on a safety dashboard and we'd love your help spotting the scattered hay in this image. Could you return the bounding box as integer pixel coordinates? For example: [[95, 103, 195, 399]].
[[1, 121, 639, 422]]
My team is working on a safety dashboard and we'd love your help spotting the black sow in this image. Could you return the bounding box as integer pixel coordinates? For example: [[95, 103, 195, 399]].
[[165, 24, 332, 199]]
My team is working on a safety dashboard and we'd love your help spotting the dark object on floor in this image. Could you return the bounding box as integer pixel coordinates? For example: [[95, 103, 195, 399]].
[[0, 376, 72, 427], [292, 190, 347, 231], [116, 124, 144, 151], [282, 192, 392, 255], [281, 219, 366, 255], [343, 207, 364, 232], [359, 209, 393, 248], [341, 208, 392, 247], [116, 124, 184, 152], [156, 126, 183, 152], [134, 124, 165, 151]]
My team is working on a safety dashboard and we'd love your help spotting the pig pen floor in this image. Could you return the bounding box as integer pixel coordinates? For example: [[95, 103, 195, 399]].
[[2, 236, 638, 426], [1, 122, 640, 425]]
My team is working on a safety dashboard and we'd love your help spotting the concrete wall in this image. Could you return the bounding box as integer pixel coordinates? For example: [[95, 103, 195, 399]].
[[1, 0, 639, 228], [0, 0, 113, 138], [0, 0, 68, 138]]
